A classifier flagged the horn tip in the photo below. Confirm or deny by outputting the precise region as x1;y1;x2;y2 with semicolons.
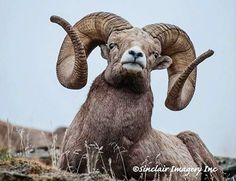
206;49;214;57
50;15;60;23
165;99;187;111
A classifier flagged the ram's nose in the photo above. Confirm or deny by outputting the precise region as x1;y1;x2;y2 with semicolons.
128;49;144;60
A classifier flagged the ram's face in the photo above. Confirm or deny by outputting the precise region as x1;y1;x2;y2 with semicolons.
101;28;172;92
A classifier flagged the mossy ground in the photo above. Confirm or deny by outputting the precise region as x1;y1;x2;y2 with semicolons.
0;149;113;181
0;149;235;181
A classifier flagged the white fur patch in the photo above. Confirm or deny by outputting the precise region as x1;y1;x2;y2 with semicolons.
121;46;146;72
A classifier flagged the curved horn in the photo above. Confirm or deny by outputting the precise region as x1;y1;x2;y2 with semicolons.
143;24;213;110
50;12;132;89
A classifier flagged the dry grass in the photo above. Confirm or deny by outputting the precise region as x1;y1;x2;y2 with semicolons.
3;120;233;180
0;121;115;180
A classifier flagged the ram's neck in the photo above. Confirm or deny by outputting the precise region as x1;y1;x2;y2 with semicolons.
81;72;153;144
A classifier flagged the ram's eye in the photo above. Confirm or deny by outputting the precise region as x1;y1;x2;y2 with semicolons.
108;43;116;49
153;52;160;59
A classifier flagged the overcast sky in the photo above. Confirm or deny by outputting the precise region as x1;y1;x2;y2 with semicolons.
0;0;235;157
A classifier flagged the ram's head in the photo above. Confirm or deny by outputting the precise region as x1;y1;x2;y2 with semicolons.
51;12;213;111
100;27;173;93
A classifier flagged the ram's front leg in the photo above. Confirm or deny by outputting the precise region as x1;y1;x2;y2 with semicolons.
126;130;193;180
177;131;224;181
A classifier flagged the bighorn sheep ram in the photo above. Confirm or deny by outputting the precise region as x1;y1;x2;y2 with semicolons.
51;12;223;180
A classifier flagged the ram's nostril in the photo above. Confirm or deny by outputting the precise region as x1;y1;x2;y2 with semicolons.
137;52;143;57
128;50;143;58
128;50;135;56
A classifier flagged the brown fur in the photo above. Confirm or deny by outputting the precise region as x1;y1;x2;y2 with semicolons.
58;28;223;180
59;75;223;180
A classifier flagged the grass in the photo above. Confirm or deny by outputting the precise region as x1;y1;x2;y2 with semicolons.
1;120;235;180
0;119;115;180
0;149;12;161
0;140;114;181
85;141;103;173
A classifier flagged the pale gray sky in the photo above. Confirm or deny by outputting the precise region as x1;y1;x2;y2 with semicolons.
0;0;235;157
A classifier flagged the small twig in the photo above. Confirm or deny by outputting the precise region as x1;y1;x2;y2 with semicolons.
110;143;128;179
108;158;115;179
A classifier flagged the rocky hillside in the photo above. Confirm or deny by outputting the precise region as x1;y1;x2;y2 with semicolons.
215;156;236;180
0;149;113;181
0;149;235;181
0;121;235;180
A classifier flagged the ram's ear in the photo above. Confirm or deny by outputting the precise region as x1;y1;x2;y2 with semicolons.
152;55;172;70
100;44;109;60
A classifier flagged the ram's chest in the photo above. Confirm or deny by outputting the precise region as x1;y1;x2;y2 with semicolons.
86;88;153;146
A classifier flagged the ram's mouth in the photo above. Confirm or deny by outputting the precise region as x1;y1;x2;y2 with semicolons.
121;61;144;69
121;61;145;72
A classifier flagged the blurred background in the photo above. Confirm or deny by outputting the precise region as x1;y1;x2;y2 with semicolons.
0;0;235;157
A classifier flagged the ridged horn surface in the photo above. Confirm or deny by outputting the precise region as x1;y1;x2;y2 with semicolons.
51;12;132;89
143;24;197;110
